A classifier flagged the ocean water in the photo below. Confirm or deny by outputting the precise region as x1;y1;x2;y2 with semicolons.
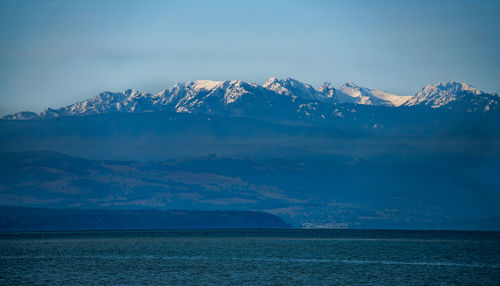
0;230;499;285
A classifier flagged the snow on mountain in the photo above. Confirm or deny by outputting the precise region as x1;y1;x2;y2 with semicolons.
190;80;224;91
2;78;498;121
336;82;411;107
35;89;155;118
404;82;499;112
262;77;320;101
177;80;256;107
221;80;252;104
317;82;340;104
158;80;273;114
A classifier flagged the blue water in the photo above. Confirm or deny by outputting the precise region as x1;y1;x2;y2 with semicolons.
1;230;499;285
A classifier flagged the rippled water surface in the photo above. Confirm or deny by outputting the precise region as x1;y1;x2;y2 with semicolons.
1;230;499;285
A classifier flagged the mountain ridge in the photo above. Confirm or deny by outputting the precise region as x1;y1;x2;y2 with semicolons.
3;78;499;120
1;150;499;230
0;206;291;231
404;81;499;112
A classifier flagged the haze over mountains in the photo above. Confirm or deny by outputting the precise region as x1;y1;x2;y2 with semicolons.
1;78;499;229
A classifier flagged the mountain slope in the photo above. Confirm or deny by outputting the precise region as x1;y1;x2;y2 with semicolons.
6;79;335;122
336;82;412;107
2;111;39;120
1;150;499;230
262;77;321;101
404;82;500;112
0;206;291;231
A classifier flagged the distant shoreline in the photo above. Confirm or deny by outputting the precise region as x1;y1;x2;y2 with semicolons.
1;206;499;233
0;206;291;232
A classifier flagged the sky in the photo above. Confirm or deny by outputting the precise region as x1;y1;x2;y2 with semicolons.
1;0;499;116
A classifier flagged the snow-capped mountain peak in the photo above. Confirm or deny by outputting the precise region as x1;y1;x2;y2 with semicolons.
189;80;224;91
404;81;498;112
337;82;411;107
341;81;359;89
263;77;319;100
318;82;336;99
222;80;256;104
124;89;140;97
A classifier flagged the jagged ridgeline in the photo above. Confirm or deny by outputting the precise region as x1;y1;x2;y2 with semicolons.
3;78;499;121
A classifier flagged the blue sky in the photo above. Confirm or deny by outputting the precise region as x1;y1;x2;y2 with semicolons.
1;0;499;115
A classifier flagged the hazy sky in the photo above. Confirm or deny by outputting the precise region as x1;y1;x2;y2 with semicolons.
1;0;499;115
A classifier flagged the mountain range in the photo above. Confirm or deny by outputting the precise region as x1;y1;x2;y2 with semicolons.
3;78;499;121
1;78;499;230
